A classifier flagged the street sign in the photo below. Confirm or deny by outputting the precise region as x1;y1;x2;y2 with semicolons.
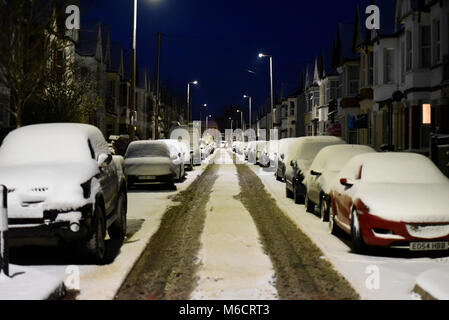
0;185;9;277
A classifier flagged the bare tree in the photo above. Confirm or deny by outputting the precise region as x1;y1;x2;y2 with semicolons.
0;0;72;127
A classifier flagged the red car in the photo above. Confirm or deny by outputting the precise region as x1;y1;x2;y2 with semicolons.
329;153;449;253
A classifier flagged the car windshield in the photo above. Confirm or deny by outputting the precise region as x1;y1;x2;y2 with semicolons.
125;143;170;159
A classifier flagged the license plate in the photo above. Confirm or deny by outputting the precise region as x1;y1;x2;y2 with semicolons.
410;242;449;251
139;176;156;180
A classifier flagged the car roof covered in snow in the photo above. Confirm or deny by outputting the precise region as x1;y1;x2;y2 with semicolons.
338;153;449;184
0;123;108;166
288;136;345;162
310;144;376;173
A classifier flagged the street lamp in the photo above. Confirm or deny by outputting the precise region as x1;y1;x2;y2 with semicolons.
206;115;212;131
229;117;234;131
259;53;274;136
187;81;198;124
243;95;252;131
237;109;244;130
129;0;139;141
200;104;207;132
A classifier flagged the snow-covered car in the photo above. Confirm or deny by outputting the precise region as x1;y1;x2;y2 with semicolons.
124;141;182;190
304;144;375;220
0;124;128;263
285;136;345;203
247;141;258;164
259;140;279;168
160;139;186;179
255;141;268;165
275;138;298;181
329;153;449;253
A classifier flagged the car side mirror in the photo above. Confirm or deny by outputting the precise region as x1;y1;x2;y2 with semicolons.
281;154;285;160
311;170;322;177
98;153;113;168
178;153;182;158
340;178;354;188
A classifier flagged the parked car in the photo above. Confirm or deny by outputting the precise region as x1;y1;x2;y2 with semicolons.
255;141;268;165
160;139;186;179
124;141;182;190
329;153;449;253
260;140;280;168
285;136;345;203
0;124;127;263
304;145;375;220
247;141;258;164
275;138;298;181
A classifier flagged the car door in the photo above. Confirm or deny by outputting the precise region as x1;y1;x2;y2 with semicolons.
91;138;117;215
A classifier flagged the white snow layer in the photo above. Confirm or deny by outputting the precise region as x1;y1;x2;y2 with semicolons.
0;265;64;300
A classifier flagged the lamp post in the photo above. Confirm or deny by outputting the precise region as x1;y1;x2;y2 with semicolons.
243;95;252;130
200;104;207;130
129;0;138;141
186;81;198;125
229;117;233;131
237;110;244;130
206;115;212;131
259;53;274;135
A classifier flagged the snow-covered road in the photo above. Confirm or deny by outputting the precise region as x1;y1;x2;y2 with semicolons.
249;162;449;300
192;150;278;300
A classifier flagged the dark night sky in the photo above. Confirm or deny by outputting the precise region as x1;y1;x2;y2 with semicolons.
83;0;367;122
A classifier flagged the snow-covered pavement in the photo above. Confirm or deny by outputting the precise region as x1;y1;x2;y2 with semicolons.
192;150;278;300
8;162;207;300
249;163;449;300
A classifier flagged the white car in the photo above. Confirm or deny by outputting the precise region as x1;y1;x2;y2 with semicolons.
0;124;127;263
275;138;299;181
124;141;183;190
304;144;375;220
329;153;449;253
285;136;346;203
160;139;186;179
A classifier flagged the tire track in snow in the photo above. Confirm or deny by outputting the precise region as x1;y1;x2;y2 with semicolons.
115;164;219;300
235;164;359;300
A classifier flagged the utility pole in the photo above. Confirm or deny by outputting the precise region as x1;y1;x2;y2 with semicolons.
155;31;163;140
130;0;138;141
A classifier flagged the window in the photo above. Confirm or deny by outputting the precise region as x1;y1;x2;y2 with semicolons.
406;31;413;71
401;41;406;83
368;52;374;86
348;66;359;96
374;52;378;85
360;54;366;88
338;73;344;98
290;102;295;116
420;25;431;68
433;19;441;65
384;48;395;83
423;104;431;125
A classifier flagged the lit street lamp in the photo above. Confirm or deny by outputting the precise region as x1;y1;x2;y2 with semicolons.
187;81;198;124
243;95;252;130
229;117;233;131
129;0;139;140
200;104;207;129
206;115;212;130
237;109;244;130
258;53;274;135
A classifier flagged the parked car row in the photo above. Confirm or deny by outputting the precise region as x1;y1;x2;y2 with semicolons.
235;136;449;254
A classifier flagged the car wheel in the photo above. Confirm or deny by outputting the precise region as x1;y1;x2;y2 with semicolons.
305;193;315;214
286;184;293;199
276;171;282;181
329;202;338;235
320;194;329;222
84;204;106;264
293;183;303;205
108;191;127;240
169;178;177;191
351;209;367;254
